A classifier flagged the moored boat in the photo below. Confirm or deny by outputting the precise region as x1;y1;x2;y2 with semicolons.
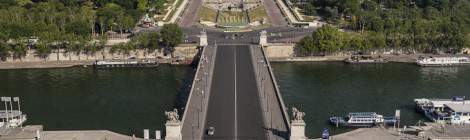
414;96;470;124
416;57;470;66
329;112;384;127
93;60;159;68
345;55;388;64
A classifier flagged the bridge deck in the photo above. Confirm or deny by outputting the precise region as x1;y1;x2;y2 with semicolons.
203;45;267;140
182;44;289;140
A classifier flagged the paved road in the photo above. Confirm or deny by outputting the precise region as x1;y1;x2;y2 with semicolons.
203;45;267;140
181;27;314;45
263;0;288;26
180;0;203;27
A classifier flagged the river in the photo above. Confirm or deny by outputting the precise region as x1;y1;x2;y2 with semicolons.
0;65;192;137
1;62;469;138
271;62;470;137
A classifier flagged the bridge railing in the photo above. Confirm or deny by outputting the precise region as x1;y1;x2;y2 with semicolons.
259;45;291;129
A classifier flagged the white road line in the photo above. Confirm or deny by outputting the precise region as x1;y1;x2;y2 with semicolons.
234;47;238;140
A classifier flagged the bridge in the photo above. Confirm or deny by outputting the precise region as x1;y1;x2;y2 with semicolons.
163;31;307;140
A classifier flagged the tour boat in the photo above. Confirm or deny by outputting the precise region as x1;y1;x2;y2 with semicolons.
329;112;384;127
93;60;159;68
414;96;470;124
416;57;470;66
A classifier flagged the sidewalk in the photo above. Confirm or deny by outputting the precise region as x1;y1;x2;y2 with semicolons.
251;45;290;139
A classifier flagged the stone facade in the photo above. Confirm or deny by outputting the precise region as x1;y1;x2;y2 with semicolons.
3;44;199;63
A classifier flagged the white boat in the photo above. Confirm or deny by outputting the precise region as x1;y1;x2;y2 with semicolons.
416;57;470;66
0;110;27;128
414;96;470;124
93;60;159;68
329;112;384;127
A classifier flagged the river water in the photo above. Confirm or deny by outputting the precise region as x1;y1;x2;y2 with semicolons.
271;62;470;137
1;62;469;138
0;65;192;137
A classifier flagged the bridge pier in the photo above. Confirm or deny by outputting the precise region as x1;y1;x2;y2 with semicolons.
199;31;208;47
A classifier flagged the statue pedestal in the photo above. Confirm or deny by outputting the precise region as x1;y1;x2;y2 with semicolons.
200;31;208;47
165;122;182;140
290;120;307;140
259;30;267;46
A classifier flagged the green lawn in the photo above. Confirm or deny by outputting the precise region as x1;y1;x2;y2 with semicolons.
247;6;267;22
155;0;183;21
217;11;248;26
197;6;218;22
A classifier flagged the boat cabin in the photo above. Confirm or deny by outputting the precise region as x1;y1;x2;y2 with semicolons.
346;112;384;124
444;104;470;124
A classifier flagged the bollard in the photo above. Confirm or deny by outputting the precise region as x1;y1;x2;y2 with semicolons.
144;129;149;140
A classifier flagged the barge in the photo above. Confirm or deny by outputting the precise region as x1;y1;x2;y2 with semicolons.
414;96;470;124
93;60;159;68
329;112;384;127
416;57;470;66
345;55;388;64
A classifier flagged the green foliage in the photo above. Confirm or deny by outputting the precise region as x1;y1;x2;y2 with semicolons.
160;24;183;54
295;25;343;55
0;41;11;61
35;42;52;61
131;32;161;52
12;40;27;61
296;0;470;53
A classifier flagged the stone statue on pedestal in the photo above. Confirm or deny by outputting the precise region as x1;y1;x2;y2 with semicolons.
292;107;305;122
165;109;180;123
290;107;308;140
165;109;182;140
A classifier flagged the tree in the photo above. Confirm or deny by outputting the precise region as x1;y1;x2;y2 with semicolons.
295;35;316;56
35;42;52;61
12;41;27;61
366;32;386;49
310;25;344;54
0;41;11;61
160;24;183;56
137;0;148;12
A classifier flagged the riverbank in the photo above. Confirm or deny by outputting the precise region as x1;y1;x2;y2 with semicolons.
269;54;470;63
0;44;199;69
0;60;93;69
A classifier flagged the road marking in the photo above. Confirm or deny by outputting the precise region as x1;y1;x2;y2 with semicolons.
234;46;238;140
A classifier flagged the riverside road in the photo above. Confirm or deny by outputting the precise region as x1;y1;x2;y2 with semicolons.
203;45;267;140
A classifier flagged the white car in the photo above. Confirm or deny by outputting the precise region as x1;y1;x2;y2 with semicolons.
207;127;215;136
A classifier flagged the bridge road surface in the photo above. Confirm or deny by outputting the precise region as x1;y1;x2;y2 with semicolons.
203;45;268;140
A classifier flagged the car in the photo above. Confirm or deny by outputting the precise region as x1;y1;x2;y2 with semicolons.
207;127;215;136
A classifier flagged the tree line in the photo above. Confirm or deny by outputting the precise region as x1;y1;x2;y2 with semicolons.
0;23;182;61
294;0;470;55
0;0;179;61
